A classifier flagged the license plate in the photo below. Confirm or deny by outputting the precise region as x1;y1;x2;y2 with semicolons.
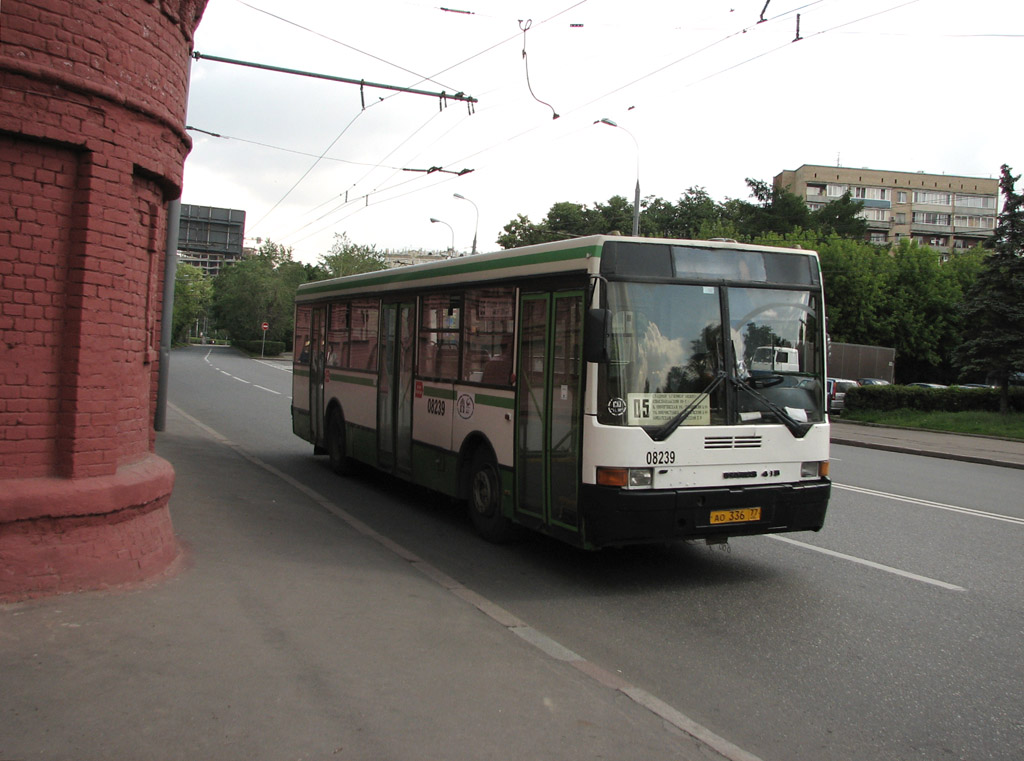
710;507;762;524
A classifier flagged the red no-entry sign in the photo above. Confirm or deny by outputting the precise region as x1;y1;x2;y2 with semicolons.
261;322;269;331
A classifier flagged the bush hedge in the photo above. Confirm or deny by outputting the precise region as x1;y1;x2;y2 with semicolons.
233;339;286;357
846;385;1024;413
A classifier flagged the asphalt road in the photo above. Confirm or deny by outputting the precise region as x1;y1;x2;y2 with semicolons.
168;345;1024;761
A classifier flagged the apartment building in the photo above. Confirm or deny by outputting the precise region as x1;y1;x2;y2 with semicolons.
774;165;999;252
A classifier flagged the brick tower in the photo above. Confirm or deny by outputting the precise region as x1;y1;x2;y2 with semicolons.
0;0;208;600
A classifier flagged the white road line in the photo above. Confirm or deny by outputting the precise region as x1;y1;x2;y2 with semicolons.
767;535;965;591
253;385;281;395
233;377;251;384
835;483;1024;526
253;359;293;373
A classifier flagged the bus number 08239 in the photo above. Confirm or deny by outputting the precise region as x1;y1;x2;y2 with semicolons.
646;451;675;465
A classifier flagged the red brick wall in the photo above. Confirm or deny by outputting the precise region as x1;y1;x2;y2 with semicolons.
0;0;208;600
0;135;75;479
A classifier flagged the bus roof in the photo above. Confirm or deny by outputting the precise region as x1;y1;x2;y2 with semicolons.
294;235;819;302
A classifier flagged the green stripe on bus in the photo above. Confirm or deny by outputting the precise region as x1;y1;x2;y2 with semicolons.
475;393;514;409
298;243;600;296
334;374;376;387
295;368;310;377
421;385;456;400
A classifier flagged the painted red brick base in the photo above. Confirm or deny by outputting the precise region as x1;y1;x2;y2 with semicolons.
0;455;178;602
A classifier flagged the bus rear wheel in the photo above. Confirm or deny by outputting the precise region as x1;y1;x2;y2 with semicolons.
326;410;354;476
468;450;515;543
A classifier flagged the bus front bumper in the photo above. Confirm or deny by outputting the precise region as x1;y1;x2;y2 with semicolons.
579;480;830;548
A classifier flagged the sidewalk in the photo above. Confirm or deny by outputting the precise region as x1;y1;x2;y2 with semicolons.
0;411;725;761
831;418;1024;470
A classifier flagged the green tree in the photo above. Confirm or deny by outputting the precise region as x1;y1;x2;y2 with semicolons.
886;239;964;382
210;238;317;347
212;256;277;343
722;178;811;240
171;263;212;343
810;192;868;239
497;213;553;248
592;196;635;235
817;238;894;345
643;187;723;239
317;232;387;277
955;164;1024;411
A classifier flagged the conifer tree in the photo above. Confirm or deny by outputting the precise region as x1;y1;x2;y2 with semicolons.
955;164;1024;412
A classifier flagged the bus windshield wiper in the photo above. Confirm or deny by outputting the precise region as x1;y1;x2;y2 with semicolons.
728;374;812;439
645;371;726;442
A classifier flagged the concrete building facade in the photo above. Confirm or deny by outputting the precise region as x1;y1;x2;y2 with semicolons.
177;204;247;277
1;0;207;600
774;164;1000;253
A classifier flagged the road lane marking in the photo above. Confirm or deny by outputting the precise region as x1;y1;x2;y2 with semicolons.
165;402;765;761
253;359;293;373
200;350;284;395
767;535;965;591
835;483;1024;526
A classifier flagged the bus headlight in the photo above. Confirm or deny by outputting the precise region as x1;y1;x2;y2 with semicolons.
628;468;653;488
801;461;829;478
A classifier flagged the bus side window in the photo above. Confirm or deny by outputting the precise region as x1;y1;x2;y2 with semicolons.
294;304;312;363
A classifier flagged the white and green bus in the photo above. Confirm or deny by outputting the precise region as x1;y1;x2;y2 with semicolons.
292;235;830;549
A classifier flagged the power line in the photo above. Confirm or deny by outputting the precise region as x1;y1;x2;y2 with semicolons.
234;0;460;93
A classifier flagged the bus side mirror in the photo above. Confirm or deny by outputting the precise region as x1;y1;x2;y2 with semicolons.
584;308;610;364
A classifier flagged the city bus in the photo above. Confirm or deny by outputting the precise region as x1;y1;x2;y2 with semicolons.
292;235;830;549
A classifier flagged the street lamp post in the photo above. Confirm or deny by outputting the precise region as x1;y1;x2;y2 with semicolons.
430;217;455;256
453;193;479;255
597;118;640;236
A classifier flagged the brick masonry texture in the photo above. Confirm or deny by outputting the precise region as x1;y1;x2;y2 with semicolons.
0;0;209;600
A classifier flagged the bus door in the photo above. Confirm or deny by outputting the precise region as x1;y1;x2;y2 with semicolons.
309;305;329;444
377;301;415;473
516;291;583;533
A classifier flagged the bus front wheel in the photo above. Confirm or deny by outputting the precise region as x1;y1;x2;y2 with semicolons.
468;450;515;543
326;410;354;476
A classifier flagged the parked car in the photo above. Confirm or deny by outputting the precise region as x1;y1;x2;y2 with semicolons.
907;382;948;389
857;378;889;386
958;383;995;389
826;378;859;414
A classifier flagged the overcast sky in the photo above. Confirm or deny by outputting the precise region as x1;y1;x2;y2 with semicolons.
182;0;1023;264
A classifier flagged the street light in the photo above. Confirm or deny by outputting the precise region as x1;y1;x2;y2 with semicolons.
453;193;479;255
596;117;640;236
430;217;455;256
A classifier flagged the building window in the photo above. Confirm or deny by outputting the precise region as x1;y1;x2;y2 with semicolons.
853;187;890;201
913;211;951;226
859;208;889;222
893;212;907;224
953;215;996;230
827;184;848;197
955;194;996;209
913;191;952;206
897;191;908;204
870;232;888;244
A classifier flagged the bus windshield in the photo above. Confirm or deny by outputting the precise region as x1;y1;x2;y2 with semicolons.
596;281;825;428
